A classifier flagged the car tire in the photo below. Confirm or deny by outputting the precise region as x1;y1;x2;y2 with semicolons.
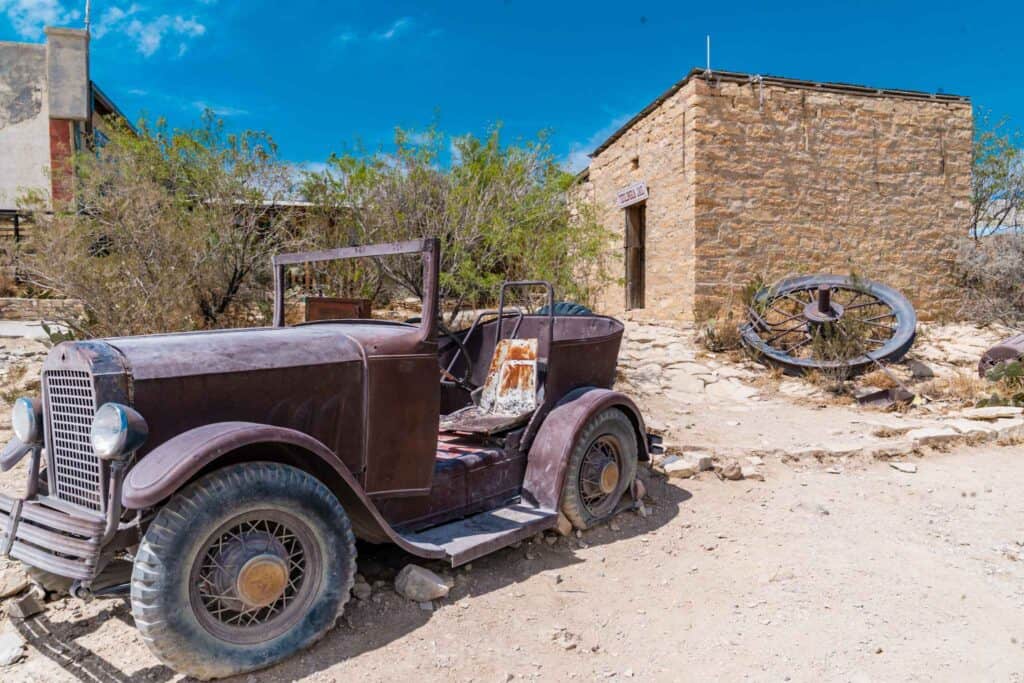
130;462;356;680
560;409;638;530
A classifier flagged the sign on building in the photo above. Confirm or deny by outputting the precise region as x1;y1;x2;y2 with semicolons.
615;181;648;208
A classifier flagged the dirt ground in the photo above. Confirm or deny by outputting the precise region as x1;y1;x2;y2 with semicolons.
0;331;1023;681
1;445;1022;682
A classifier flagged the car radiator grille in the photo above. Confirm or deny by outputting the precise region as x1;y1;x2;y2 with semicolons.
45;370;103;512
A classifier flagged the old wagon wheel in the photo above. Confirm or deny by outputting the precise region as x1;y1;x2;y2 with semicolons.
739;274;916;375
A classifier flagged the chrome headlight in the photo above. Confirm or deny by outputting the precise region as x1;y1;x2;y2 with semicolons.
11;397;42;445
90;403;148;461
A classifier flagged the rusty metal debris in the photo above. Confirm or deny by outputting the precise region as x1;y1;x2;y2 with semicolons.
978;332;1024;378
740;274;917;376
304;296;371;321
856;386;915;409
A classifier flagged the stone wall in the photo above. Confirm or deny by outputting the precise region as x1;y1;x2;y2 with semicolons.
584;80;698;322
579;72;973;322
0;42;50;212
691;78;972;320
0;298;83;321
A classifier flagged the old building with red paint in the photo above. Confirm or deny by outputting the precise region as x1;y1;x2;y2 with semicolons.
1;27;128;236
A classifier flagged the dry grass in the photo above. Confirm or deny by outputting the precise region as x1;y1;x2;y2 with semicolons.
749;364;785;392
803;369;857;404
694;296;743;353
918;371;989;405
0;364;33;405
860;368;898;389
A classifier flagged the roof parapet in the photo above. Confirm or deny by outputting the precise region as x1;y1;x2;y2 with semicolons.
590;68;970;158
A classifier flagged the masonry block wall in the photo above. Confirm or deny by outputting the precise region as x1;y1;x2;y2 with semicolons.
580;71;973;322
586;81;699;321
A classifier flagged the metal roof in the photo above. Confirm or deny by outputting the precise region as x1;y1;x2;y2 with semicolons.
589;68;970;159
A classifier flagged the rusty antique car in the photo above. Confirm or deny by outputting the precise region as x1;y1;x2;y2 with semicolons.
0;238;656;678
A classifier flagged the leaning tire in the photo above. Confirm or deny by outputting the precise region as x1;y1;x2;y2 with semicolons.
130;462;357;680
560;409;638;530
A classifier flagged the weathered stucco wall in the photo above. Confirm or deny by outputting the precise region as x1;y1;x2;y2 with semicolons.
582;73;972;322
0;42;50;212
584;80;698;322
690;78;972;320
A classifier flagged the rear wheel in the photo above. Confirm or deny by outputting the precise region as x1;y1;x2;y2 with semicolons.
130;462;356;680
560;409;638;530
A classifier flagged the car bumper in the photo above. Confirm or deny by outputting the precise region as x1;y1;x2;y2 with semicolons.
0;493;105;581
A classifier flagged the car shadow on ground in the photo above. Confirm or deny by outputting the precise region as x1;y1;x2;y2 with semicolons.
13;600;174;682
13;470;690;682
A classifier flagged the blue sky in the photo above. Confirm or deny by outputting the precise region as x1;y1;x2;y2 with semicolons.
2;1;1022;173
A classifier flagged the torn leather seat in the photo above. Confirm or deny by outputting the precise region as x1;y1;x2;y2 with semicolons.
440;338;538;436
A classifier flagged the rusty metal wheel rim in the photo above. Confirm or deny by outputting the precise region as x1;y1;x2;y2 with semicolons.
189;510;322;645
578;435;623;518
740;275;916;374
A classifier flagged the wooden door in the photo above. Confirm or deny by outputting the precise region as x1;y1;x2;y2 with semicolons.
625;203;646;310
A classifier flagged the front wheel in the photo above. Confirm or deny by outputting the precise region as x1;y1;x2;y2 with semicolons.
130;462;357;680
560;409;638;530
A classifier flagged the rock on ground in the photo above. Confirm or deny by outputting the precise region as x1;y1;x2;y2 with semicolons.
0;568;28;599
962;406;1023;421
0;628;25;666
719;461;743;481
555;513;573;537
394;565;450;603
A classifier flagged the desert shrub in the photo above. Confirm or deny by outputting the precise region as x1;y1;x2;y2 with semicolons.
19;113;296;338
300;126;610;324
976;360;1024;406
694;298;741;352
955;234;1024;324
956;114;1024;323
695;277;766;353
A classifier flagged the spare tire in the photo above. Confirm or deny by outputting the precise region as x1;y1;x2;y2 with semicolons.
538;301;592;316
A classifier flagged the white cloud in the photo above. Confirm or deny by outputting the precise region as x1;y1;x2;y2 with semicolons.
371;16;412;40
90;4;206;57
192;100;248;117
564;113;633;173
334;16;429;46
295;161;328;175
92;3;139;38
449;138;465;165
0;0;81;39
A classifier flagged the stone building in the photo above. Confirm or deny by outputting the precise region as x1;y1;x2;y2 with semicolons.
0;27;127;236
576;68;973;321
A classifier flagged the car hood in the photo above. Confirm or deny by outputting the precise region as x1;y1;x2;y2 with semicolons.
100;325;366;381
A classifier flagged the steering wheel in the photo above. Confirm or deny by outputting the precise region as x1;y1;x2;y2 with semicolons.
405;317;476;391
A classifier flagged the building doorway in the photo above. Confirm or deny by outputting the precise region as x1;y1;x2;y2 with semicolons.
624;202;645;310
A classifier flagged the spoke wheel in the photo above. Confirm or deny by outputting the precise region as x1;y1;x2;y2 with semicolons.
561;409;639;531
131;463;356;680
578;436;624;519
740;274;916;375
190;510;322;645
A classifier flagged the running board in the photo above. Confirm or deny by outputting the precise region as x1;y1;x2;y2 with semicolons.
403;502;557;567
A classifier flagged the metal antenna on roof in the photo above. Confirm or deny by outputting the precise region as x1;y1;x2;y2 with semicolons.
84;0;91;33
705;34;711;79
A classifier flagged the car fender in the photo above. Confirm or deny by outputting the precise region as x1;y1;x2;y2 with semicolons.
122;421;445;559
523;388;648;511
